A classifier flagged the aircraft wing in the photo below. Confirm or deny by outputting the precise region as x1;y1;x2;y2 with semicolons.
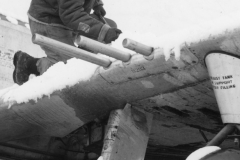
0;13;240;159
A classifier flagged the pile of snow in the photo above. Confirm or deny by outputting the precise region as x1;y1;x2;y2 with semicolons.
186;146;221;160
0;58;98;106
112;11;240;60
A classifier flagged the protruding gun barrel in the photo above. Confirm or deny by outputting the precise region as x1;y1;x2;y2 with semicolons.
75;36;132;62
122;38;154;56
32;34;112;68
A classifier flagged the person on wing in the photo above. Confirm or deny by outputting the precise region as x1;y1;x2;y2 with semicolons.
13;0;122;85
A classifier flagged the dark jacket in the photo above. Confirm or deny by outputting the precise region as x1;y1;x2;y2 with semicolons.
28;0;110;42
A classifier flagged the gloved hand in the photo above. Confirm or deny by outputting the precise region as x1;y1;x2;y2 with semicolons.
93;5;106;17
104;28;122;44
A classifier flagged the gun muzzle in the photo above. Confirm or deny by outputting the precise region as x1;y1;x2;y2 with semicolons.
76;36;131;62
32;34;111;68
123;38;154;56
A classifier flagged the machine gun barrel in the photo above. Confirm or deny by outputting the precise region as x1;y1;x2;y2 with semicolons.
122;38;153;56
32;34;111;68
75;36;131;62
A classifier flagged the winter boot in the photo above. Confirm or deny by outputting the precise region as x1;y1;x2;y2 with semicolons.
13;51;40;85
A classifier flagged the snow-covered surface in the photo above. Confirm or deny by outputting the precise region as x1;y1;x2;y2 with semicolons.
25;23;30;29
186;146;221;160
0;58;98;107
113;11;240;60
1;10;240;106
5;16;18;24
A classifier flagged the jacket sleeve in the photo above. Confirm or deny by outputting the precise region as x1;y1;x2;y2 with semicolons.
58;0;109;42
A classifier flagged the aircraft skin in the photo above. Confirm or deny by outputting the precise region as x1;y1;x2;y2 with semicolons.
0;13;240;159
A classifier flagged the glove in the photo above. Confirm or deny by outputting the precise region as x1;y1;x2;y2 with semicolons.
93;5;106;17
104;28;122;44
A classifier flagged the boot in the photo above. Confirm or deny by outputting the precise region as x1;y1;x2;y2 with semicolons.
13;51;40;85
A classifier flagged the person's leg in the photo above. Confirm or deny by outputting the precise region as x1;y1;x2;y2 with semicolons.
29;19;76;74
29;19;75;64
13;19;75;85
